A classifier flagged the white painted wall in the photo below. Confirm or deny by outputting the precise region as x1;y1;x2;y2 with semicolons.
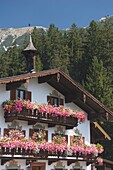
0;78;92;170
65;102;90;143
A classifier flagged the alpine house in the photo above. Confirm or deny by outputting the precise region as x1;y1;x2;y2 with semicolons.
0;33;112;170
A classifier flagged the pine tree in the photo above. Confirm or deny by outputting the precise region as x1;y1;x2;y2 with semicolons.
67;23;83;82
45;24;70;73
99;20;113;77
82;21;101;81
85;56;113;109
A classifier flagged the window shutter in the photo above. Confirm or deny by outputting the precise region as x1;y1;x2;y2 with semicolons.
10;89;16;100
4;128;9;136
60;98;64;106
70;136;74;145
22;130;26;137
29;129;34;137
26;91;31;101
45;130;48;141
47;96;52;104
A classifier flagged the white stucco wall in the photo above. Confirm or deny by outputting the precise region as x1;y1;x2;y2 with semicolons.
0;78;92;170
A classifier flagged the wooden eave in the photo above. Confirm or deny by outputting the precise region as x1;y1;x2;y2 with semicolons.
0;68;113;121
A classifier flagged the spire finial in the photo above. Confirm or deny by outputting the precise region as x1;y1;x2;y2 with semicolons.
22;24;37;73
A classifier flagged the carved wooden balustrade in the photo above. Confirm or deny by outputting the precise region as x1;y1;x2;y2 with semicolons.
4;109;78;128
0;147;96;161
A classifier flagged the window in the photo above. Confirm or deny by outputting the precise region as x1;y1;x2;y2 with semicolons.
47;96;64;106
16;89;25;99
52;133;68;143
29;129;48;142
10;89;31;101
4;128;26;137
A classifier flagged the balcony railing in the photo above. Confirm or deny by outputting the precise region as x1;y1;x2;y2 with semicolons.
4;109;78;128
0;146;96;161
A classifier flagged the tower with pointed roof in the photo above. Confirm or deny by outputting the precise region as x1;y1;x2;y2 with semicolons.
23;33;37;73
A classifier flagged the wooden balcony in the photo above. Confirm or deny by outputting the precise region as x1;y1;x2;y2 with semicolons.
0;146;96;161
4;109;78;128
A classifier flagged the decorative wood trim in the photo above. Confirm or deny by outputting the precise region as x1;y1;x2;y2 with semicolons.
30;162;45;170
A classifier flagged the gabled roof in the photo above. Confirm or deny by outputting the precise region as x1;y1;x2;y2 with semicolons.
0;68;113;121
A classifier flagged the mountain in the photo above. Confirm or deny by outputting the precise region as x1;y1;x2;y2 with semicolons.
99;15;113;22
0;15;113;55
0;26;47;54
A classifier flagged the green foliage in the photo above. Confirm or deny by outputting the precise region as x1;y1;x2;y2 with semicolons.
0;20;113;161
67;23;84;81
85;56;113;109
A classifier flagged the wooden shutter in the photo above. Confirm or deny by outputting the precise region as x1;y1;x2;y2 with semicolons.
70;136;74;145
4;128;9;136
22;130;26;137
26;91;31;101
47;96;52;104
45;130;48;141
60;98;64;106
29;129;35;137
10;89;16;100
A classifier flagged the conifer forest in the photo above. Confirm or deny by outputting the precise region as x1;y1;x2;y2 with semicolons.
1;19;113;161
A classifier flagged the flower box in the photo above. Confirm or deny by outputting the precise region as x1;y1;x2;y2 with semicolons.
3;100;85;127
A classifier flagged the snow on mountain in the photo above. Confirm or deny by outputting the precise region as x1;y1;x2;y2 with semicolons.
99;15;113;22
0;26;47;54
0;26;47;41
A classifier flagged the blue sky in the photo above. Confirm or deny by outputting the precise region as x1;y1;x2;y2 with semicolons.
0;0;113;29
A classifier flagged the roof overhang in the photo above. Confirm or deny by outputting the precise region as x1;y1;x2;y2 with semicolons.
0;68;113;121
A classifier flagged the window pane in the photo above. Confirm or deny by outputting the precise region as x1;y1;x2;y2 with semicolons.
16;90;19;99
51;97;58;106
20;90;24;99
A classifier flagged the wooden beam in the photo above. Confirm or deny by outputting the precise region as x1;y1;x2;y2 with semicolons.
6;80;26;90
38;75;55;84
65;92;81;103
